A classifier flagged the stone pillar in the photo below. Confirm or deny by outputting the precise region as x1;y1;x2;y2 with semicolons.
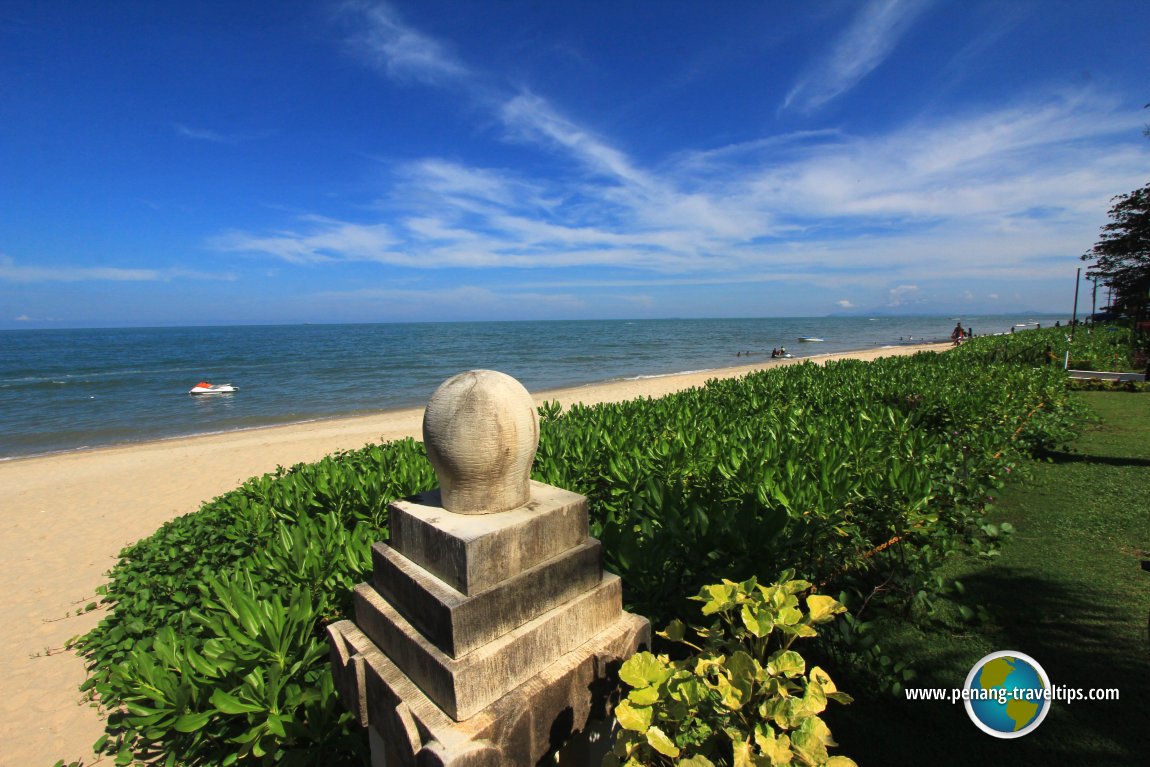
329;370;649;767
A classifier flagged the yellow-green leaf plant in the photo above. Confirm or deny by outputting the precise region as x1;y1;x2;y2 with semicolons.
605;572;856;767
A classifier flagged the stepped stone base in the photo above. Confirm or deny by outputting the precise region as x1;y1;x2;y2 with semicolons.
329;614;649;767
354;573;626;720
372;538;604;658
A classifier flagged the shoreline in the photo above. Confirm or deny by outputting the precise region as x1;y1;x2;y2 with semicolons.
0;341;947;765
0;342;940;464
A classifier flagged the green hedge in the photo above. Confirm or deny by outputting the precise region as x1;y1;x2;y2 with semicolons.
950;323;1146;371
75;341;1087;766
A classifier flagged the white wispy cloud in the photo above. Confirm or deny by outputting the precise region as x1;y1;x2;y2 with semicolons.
210;4;1146;312
783;0;933;113
218;89;1145;285
12;313;62;322
937;5;1029;88
174;123;239;143
343;0;471;86
212;218;401;266
0;255;236;283
501;93;659;192
318;284;580;304
309;284;586;318
886;284;921;307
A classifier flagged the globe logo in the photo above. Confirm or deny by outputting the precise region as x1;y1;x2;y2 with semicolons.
964;651;1051;738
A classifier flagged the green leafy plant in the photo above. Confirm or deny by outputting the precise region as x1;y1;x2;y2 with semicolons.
606;573;856;767
952;323;1147;373
74;440;436;766
540;351;1086;632
75;346;1092;765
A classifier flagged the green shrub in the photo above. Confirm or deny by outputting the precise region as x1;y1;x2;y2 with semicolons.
1068;378;1149;392
951;323;1146;372
76;439;435;766
605;573;856;767
538;354;1084;627
74;353;1088;765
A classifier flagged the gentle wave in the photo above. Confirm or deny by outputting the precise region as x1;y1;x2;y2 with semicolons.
621;367;721;381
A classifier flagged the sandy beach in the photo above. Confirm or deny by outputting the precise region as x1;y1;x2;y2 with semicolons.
0;342;946;766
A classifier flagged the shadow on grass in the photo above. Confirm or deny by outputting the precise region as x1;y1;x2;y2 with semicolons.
1037;449;1150;468
829;569;1149;766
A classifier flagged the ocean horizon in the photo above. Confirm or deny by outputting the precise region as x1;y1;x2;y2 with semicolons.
0;314;1066;460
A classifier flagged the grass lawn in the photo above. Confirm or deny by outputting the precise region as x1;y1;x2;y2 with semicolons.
828;391;1150;766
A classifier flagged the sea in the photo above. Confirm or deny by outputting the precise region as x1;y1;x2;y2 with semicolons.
0;314;1065;460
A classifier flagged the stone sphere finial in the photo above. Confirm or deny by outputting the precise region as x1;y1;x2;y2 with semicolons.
422;370;539;514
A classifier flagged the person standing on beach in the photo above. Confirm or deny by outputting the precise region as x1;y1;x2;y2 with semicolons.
951;322;965;344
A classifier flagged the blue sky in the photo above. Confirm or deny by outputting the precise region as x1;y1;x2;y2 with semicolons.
2;0;1148;328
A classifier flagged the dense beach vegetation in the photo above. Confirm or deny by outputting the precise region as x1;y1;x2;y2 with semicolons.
949;322;1146;372
72;327;1141;766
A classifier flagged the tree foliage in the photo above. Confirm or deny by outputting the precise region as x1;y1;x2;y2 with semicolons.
1082;182;1150;318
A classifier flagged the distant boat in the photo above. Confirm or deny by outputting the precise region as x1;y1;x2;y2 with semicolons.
189;381;239;395
797;336;825;342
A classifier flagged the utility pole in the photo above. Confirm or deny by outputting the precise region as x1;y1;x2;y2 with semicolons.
1071;267;1081;341
1091;277;1098;322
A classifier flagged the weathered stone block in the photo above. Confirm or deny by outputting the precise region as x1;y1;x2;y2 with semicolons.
353;574;624;720
372;538;603;658
330;612;650;767
328;620;372;726
388;482;588;595
422;369;539;515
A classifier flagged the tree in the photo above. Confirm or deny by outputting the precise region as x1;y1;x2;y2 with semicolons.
1082;182;1150;320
